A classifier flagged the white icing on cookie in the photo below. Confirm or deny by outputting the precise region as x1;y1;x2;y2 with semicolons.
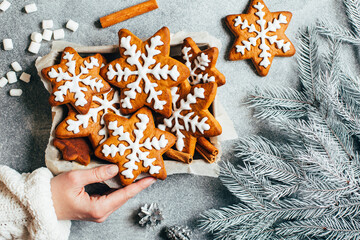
182;47;216;85
48;52;104;106
65;89;122;144
106;34;180;111
233;2;291;68
158;87;210;151
102;113;168;179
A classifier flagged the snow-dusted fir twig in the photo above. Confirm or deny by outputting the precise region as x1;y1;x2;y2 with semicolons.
317;0;360;45
200;0;360;239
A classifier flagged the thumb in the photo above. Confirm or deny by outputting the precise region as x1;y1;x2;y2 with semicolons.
74;164;119;186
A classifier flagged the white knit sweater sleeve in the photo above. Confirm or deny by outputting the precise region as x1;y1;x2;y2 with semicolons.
0;165;71;240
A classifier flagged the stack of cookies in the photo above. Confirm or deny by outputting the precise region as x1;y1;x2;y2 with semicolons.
41;27;225;186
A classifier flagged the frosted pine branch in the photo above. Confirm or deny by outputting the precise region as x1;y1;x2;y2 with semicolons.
335;73;360;134
297;27;321;102
235;136;303;184
299;173;357;201
275;217;360;239
200;197;333;233
340;74;360;115
317;20;360;45
220;161;266;208
330;199;360;218
344;0;360;37
200;1;360;239
212;220;276;240
247;87;311;119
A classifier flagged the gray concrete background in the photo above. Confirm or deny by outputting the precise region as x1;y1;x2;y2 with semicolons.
0;0;354;239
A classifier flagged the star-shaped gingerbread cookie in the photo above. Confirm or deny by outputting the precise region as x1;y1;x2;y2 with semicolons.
181;37;226;86
42;47;111;114
100;27;190;118
94;107;176;186
53;138;92;166
55;88;125;148
225;0;296;76
157;81;222;158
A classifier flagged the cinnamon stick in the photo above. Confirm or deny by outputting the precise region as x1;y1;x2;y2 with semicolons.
100;0;159;28
165;148;193;164
196;137;219;163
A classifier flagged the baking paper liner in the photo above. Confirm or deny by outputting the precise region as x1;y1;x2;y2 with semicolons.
35;31;238;188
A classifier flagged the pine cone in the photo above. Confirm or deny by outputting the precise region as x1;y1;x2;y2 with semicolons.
165;225;192;240
138;203;164;227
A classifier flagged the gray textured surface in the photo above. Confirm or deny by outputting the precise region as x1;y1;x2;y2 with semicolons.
0;0;351;239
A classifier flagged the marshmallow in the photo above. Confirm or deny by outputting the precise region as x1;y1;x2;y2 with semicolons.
0;0;11;11
24;3;37;13
42;29;52;41
31;32;42;43
66;19;79;32
6;71;17;84
28;41;41;54
42;19;53;29
53;29;65;40
0;77;7;88
10;89;23;97
20;72;31;83
11;61;22;72
3;38;13;50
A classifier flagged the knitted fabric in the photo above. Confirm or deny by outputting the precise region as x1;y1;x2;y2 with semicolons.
0;165;71;240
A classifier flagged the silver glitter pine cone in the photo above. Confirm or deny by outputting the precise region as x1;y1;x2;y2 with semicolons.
138;203;164;227
165;225;192;240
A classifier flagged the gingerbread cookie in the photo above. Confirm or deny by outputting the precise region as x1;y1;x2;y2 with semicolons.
225;0;296;76
94;107;176;186
55;88;124;148
42;47;111;114
100;27;190;118
181;37;226;86
53;138;92;166
157;81;222;158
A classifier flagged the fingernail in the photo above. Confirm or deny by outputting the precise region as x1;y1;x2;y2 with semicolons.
107;165;119;175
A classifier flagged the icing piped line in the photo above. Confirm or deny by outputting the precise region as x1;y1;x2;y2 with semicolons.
48;52;104;106
182;47;216;85
158;86;210;151
102;114;168;179
66;90;121;144
106;34;180;110
233;2;291;68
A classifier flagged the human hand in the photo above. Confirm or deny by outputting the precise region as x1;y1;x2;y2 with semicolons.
50;164;156;222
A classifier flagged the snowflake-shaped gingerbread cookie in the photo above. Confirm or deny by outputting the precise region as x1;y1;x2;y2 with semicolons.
181;37;226;86
157;81;222;159
226;0;296;76
42;47;111;114
95;107;176;186
55;88;125;148
100;27;190;118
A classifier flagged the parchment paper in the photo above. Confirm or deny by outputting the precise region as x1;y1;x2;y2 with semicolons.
35;31;238;188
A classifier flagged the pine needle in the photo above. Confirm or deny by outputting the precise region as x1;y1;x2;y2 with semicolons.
199;0;360;239
297;27;321;103
344;0;360;36
317;19;360;45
